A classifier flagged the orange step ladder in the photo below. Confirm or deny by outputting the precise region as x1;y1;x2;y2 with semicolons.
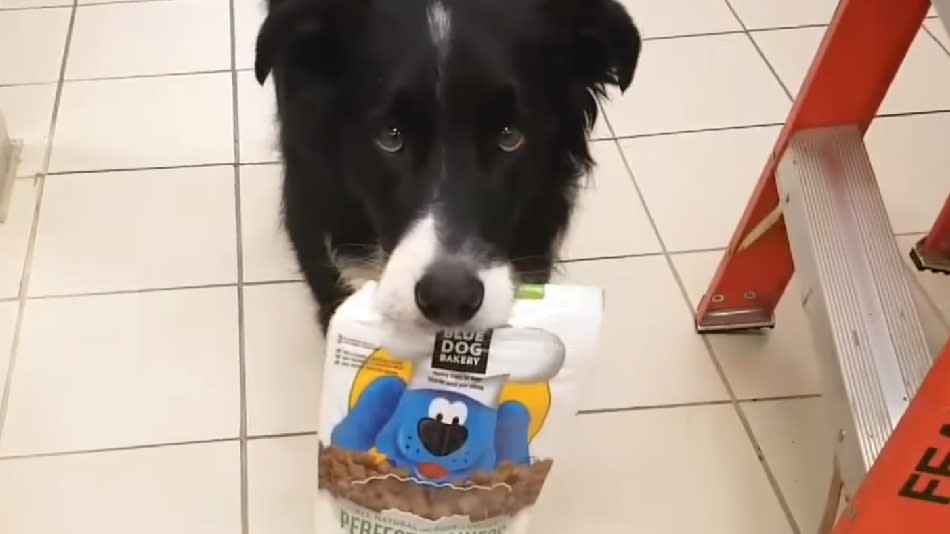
693;0;950;532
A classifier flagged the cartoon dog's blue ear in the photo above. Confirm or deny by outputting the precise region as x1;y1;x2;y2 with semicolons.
494;401;533;466
329;376;405;451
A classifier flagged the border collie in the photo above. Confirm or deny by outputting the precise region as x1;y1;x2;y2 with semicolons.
254;0;641;332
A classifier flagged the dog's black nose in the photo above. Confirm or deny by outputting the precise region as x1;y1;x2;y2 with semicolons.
414;261;484;325
418;418;468;456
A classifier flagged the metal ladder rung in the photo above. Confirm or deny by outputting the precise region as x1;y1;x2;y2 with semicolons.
776;125;934;501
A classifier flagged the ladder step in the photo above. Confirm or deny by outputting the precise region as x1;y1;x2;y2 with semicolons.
776;126;934;501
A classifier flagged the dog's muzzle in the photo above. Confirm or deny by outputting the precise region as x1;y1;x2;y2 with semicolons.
418;417;468;456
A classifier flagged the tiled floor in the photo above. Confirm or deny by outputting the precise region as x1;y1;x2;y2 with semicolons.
0;1;949;533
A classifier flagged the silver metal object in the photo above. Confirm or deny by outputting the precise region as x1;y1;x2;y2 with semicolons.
934;0;950;40
695;307;774;332
777;126;933;500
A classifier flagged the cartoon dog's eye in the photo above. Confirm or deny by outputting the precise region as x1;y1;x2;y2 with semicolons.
427;398;468;425
444;401;468;425
428;398;452;421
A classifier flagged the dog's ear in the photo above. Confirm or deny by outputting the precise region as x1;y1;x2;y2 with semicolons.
254;0;363;85
570;0;641;92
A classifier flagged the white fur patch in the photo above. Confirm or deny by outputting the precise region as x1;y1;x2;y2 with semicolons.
427;1;452;55
374;214;440;323
328;245;386;292
374;212;515;328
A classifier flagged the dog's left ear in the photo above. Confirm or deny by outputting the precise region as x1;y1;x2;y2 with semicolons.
571;0;641;92
254;0;366;85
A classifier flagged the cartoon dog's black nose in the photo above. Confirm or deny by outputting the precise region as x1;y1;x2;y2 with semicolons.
418;418;468;456
414;261;484;325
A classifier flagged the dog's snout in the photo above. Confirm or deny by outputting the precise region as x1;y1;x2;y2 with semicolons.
418;418;468;456
414;261;484;325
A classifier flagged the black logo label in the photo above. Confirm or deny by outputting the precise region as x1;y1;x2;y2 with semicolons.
431;330;492;374
897;422;950;506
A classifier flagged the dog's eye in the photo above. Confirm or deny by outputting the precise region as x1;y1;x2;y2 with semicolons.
497;126;525;152
376;127;404;153
427;398;468;425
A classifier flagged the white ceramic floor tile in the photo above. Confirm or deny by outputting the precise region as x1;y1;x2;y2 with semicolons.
749;27;824;97
234;0;267;71
31;166;237;296
617;0;740;38
673;250;824;399
621;125;781;251
867;113;950;235
50;73;234;172
590;101;613;140
0;442;241;534
553;256;729;409
926;18;950;49
247;435;317;534
237;70;280;163
0;8;70;84
240;164;301;283
753;27;950;114
743;398;835;534
243;283;323;436
728;0;839;29
606;34;790;137
0;84;55;177
560;141;660;260
67;0;230;79
1;0;71;6
0;288;240;456
0;179;37;299
867;28;950;117
0;301;17;411
529;406;792;534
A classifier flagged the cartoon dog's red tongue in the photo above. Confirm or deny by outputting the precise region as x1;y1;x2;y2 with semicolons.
417;463;449;480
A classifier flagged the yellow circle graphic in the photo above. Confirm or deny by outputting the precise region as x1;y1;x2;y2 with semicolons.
348;348;552;441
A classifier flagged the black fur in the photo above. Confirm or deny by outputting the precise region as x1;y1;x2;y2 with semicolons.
255;0;641;331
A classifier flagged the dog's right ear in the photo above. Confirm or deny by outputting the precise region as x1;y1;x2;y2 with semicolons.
254;0;361;85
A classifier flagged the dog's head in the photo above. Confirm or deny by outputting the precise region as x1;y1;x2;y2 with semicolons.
255;0;640;328
384;389;497;481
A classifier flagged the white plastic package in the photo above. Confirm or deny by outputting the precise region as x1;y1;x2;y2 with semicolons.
317;282;604;534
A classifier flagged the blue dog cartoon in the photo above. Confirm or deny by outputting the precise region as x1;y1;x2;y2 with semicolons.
330;328;566;483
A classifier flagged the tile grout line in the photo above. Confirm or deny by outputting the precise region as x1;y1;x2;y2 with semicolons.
610;135;805;534
923;22;950;57
577;393;822;416
4;233;936;304
11;114;950;177
722;0;795;101
670;2;808;532
0;394;826;461
227;0;250;529
602;3;804;529
0;68;234;88
0;0;177;10
0;0;78;444
0;431;321;461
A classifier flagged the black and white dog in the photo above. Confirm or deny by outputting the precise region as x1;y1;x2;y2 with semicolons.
254;0;641;333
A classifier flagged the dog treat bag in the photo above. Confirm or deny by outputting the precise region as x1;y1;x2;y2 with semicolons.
317;282;604;534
